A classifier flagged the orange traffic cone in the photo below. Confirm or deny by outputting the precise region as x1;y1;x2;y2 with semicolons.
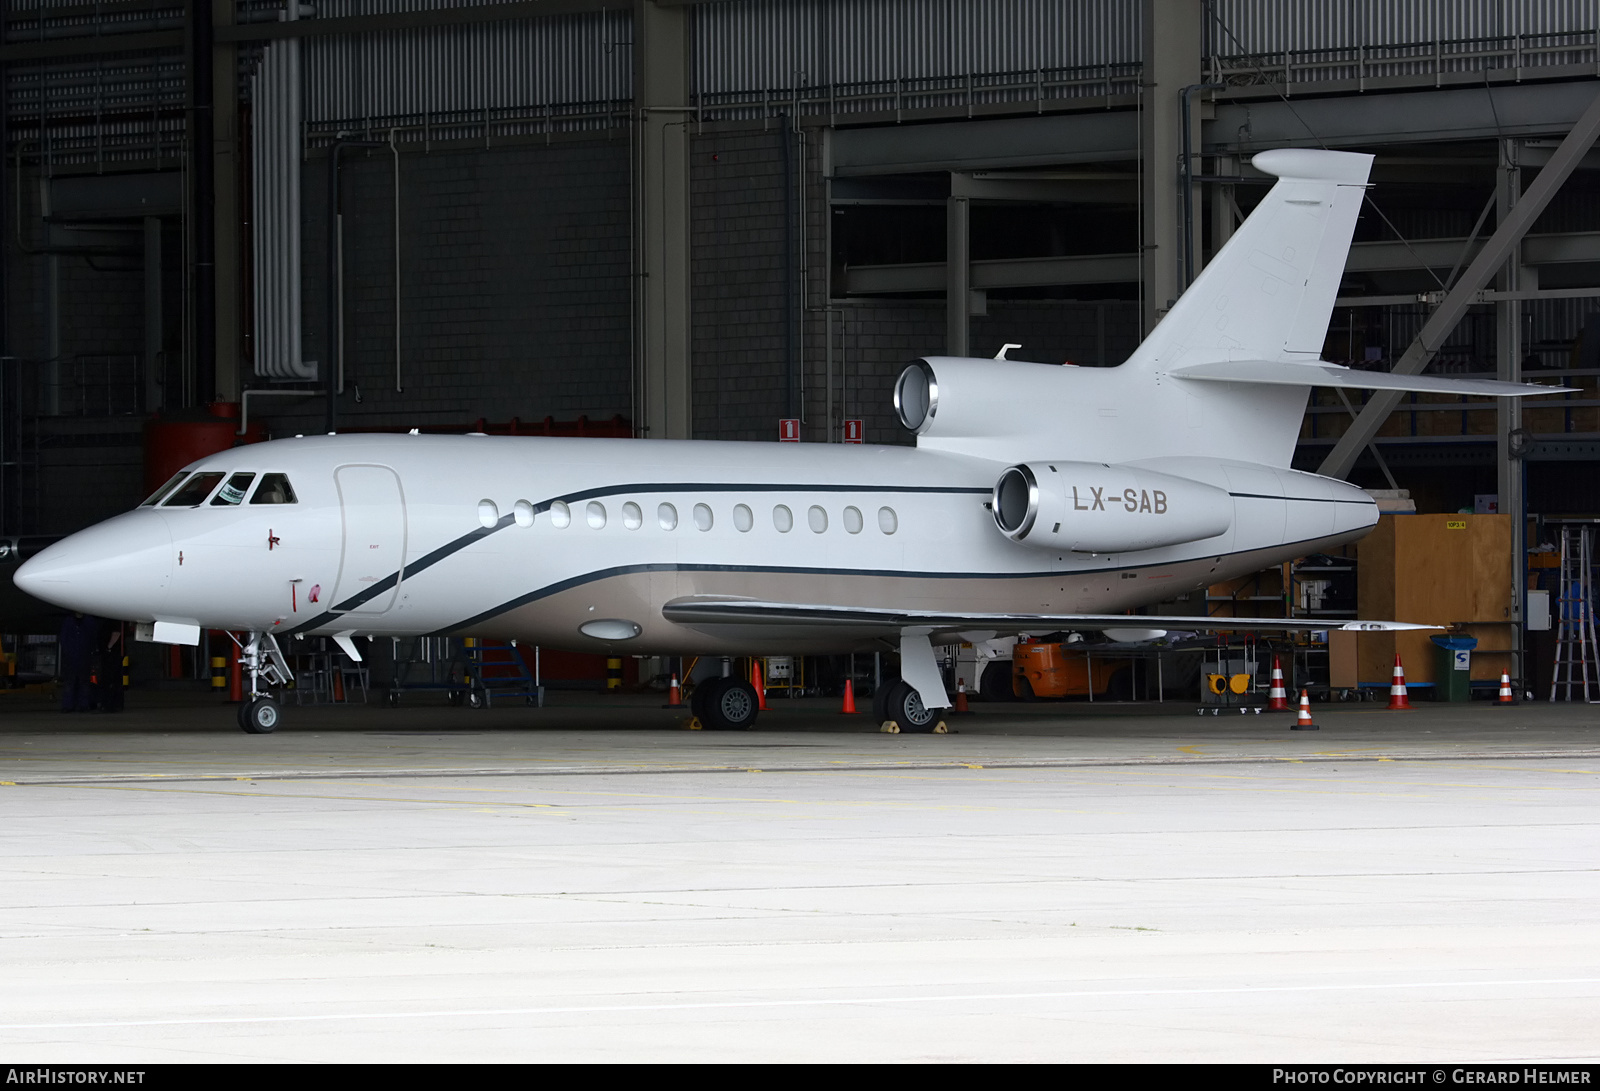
1497;672;1515;705
753;660;771;711
1266;655;1290;711
1387;654;1412;710
839;678;859;714
951;678;972;715
661;673;682;709
1292;688;1318;730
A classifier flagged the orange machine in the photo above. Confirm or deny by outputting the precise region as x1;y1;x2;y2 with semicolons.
1011;641;1132;699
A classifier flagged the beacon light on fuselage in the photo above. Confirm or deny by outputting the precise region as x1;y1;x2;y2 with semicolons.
14;149;1572;733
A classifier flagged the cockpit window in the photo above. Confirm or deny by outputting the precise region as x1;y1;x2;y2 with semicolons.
249;473;297;505
210;472;257;506
141;472;190;507
162;472;225;507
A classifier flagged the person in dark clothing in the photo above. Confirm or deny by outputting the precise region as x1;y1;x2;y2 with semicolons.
97;621;125;713
58;612;95;712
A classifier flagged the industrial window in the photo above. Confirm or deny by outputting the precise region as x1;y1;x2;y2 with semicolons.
210;473;256;506
694;503;714;531
587;501;607;529
162;472;225;507
773;504;793;533
549;501;572;528
141;472;189;506
843;506;864;534
622;501;643;530
878;506;898;534
658;503;678;531
249;473;298;505
808;505;828;533
733;504;754;532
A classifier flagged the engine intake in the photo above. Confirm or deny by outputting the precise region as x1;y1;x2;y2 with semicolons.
993;461;1232;553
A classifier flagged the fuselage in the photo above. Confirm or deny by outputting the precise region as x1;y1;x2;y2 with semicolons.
15;432;1377;655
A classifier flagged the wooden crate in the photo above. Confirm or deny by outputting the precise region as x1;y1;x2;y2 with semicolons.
1354;514;1513;685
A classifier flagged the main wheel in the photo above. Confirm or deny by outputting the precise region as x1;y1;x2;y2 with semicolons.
700;678;759;731
689;677;716;722
871;678;897;725
979;661;1015;703
884;680;941;733
239;696;281;734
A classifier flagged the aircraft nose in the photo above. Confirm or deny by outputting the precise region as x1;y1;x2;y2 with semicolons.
13;513;173;618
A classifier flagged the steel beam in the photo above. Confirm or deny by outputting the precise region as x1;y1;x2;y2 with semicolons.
946;192;969;356
1318;84;1600;481
1138;0;1201;333
634;0;691;440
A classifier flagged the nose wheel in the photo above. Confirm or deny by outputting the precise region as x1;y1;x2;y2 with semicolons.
239;696;282;734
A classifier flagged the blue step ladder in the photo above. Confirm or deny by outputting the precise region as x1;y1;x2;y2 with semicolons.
462;638;544;708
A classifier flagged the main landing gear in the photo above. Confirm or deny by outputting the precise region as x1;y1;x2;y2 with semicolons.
689;674;760;730
233;631;292;734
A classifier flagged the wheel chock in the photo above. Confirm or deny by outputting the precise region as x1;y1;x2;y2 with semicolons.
880;720;900;733
685;716;704;731
932;721;950;734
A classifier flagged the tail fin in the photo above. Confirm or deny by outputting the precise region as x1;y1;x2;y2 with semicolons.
1125;149;1373;371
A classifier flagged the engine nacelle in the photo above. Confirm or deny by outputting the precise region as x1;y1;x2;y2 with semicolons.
992;461;1232;553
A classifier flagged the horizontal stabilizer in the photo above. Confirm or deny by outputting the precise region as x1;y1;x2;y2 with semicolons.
1171;359;1576;396
663;598;1439;635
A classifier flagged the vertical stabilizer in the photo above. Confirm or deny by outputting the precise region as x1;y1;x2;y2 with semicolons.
1125;149;1373;371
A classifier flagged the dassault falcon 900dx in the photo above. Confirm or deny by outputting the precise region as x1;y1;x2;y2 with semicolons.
13;149;1567;732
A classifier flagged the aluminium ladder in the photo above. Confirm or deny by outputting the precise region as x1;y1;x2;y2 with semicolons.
1549;526;1600;702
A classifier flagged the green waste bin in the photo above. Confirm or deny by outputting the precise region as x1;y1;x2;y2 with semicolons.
1431;635;1478;702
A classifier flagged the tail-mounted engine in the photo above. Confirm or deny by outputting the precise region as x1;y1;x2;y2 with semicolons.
992;461;1232;553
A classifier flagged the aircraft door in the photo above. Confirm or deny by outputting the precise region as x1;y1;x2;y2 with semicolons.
331;464;407;615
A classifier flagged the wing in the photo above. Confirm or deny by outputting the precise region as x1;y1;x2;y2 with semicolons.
662;597;1439;638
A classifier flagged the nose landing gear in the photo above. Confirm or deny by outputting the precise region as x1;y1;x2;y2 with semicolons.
232;631;292;734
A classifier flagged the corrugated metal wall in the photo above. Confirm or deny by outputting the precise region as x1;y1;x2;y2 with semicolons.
1213;0;1599;52
301;5;630;138
691;0;1139;92
11;0;1600;165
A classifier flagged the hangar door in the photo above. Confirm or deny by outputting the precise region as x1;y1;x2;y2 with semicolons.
331;464;407;615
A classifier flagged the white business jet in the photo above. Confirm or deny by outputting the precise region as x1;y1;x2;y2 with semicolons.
13;149;1567;733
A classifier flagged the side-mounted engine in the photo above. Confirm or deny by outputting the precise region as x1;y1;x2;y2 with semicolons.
991;461;1232;553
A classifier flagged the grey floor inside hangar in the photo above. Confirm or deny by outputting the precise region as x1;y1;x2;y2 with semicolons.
1;692;1597;1063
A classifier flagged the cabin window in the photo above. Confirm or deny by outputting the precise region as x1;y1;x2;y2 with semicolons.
162;472;225;507
478;499;500;528
549;501;572;528
658;502;678;531
210;472;256;506
622;501;643;530
733;504;753;532
693;503;714;531
843;506;864;534
249;473;298;505
141;472;189;506
808;505;828;533
587;501;607;529
878;506;898;534
773;505;793;533
514;500;535;527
